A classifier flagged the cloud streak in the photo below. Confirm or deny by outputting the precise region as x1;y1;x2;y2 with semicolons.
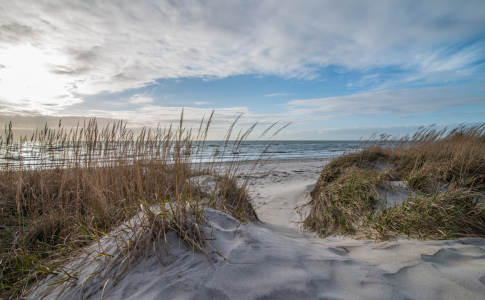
286;84;485;116
129;93;154;104
265;93;292;97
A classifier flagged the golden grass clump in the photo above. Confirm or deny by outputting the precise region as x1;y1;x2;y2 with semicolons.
305;123;485;240
0;113;277;299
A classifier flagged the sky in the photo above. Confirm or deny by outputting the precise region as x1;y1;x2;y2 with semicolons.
0;0;484;140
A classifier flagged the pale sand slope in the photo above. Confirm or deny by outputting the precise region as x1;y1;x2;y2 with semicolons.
31;158;485;299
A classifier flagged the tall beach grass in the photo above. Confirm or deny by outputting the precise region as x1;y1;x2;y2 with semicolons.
0;113;283;299
305;123;485;240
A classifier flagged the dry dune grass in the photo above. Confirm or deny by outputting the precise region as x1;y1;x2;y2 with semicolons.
0;113;281;299
305;123;485;240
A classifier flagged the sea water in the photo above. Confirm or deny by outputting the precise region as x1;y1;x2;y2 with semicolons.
201;140;362;161
0;140;362;169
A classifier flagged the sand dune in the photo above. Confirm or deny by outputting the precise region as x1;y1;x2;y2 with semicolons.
31;158;485;299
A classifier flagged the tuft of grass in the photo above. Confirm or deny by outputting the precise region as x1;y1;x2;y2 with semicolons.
365;188;484;240
305;123;485;240
0;113;284;299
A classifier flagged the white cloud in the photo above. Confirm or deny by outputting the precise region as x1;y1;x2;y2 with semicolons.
194;102;211;105
286;84;485;116
0;0;484;114
129;93;154;104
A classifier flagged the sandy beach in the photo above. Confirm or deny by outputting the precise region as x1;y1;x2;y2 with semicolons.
31;158;485;299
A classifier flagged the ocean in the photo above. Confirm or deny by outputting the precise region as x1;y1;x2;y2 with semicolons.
0;140;363;169
201;140;362;161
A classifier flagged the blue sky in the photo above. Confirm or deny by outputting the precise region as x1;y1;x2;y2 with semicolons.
0;0;484;139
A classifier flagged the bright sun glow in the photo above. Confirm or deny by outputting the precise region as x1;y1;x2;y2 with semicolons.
0;46;81;114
